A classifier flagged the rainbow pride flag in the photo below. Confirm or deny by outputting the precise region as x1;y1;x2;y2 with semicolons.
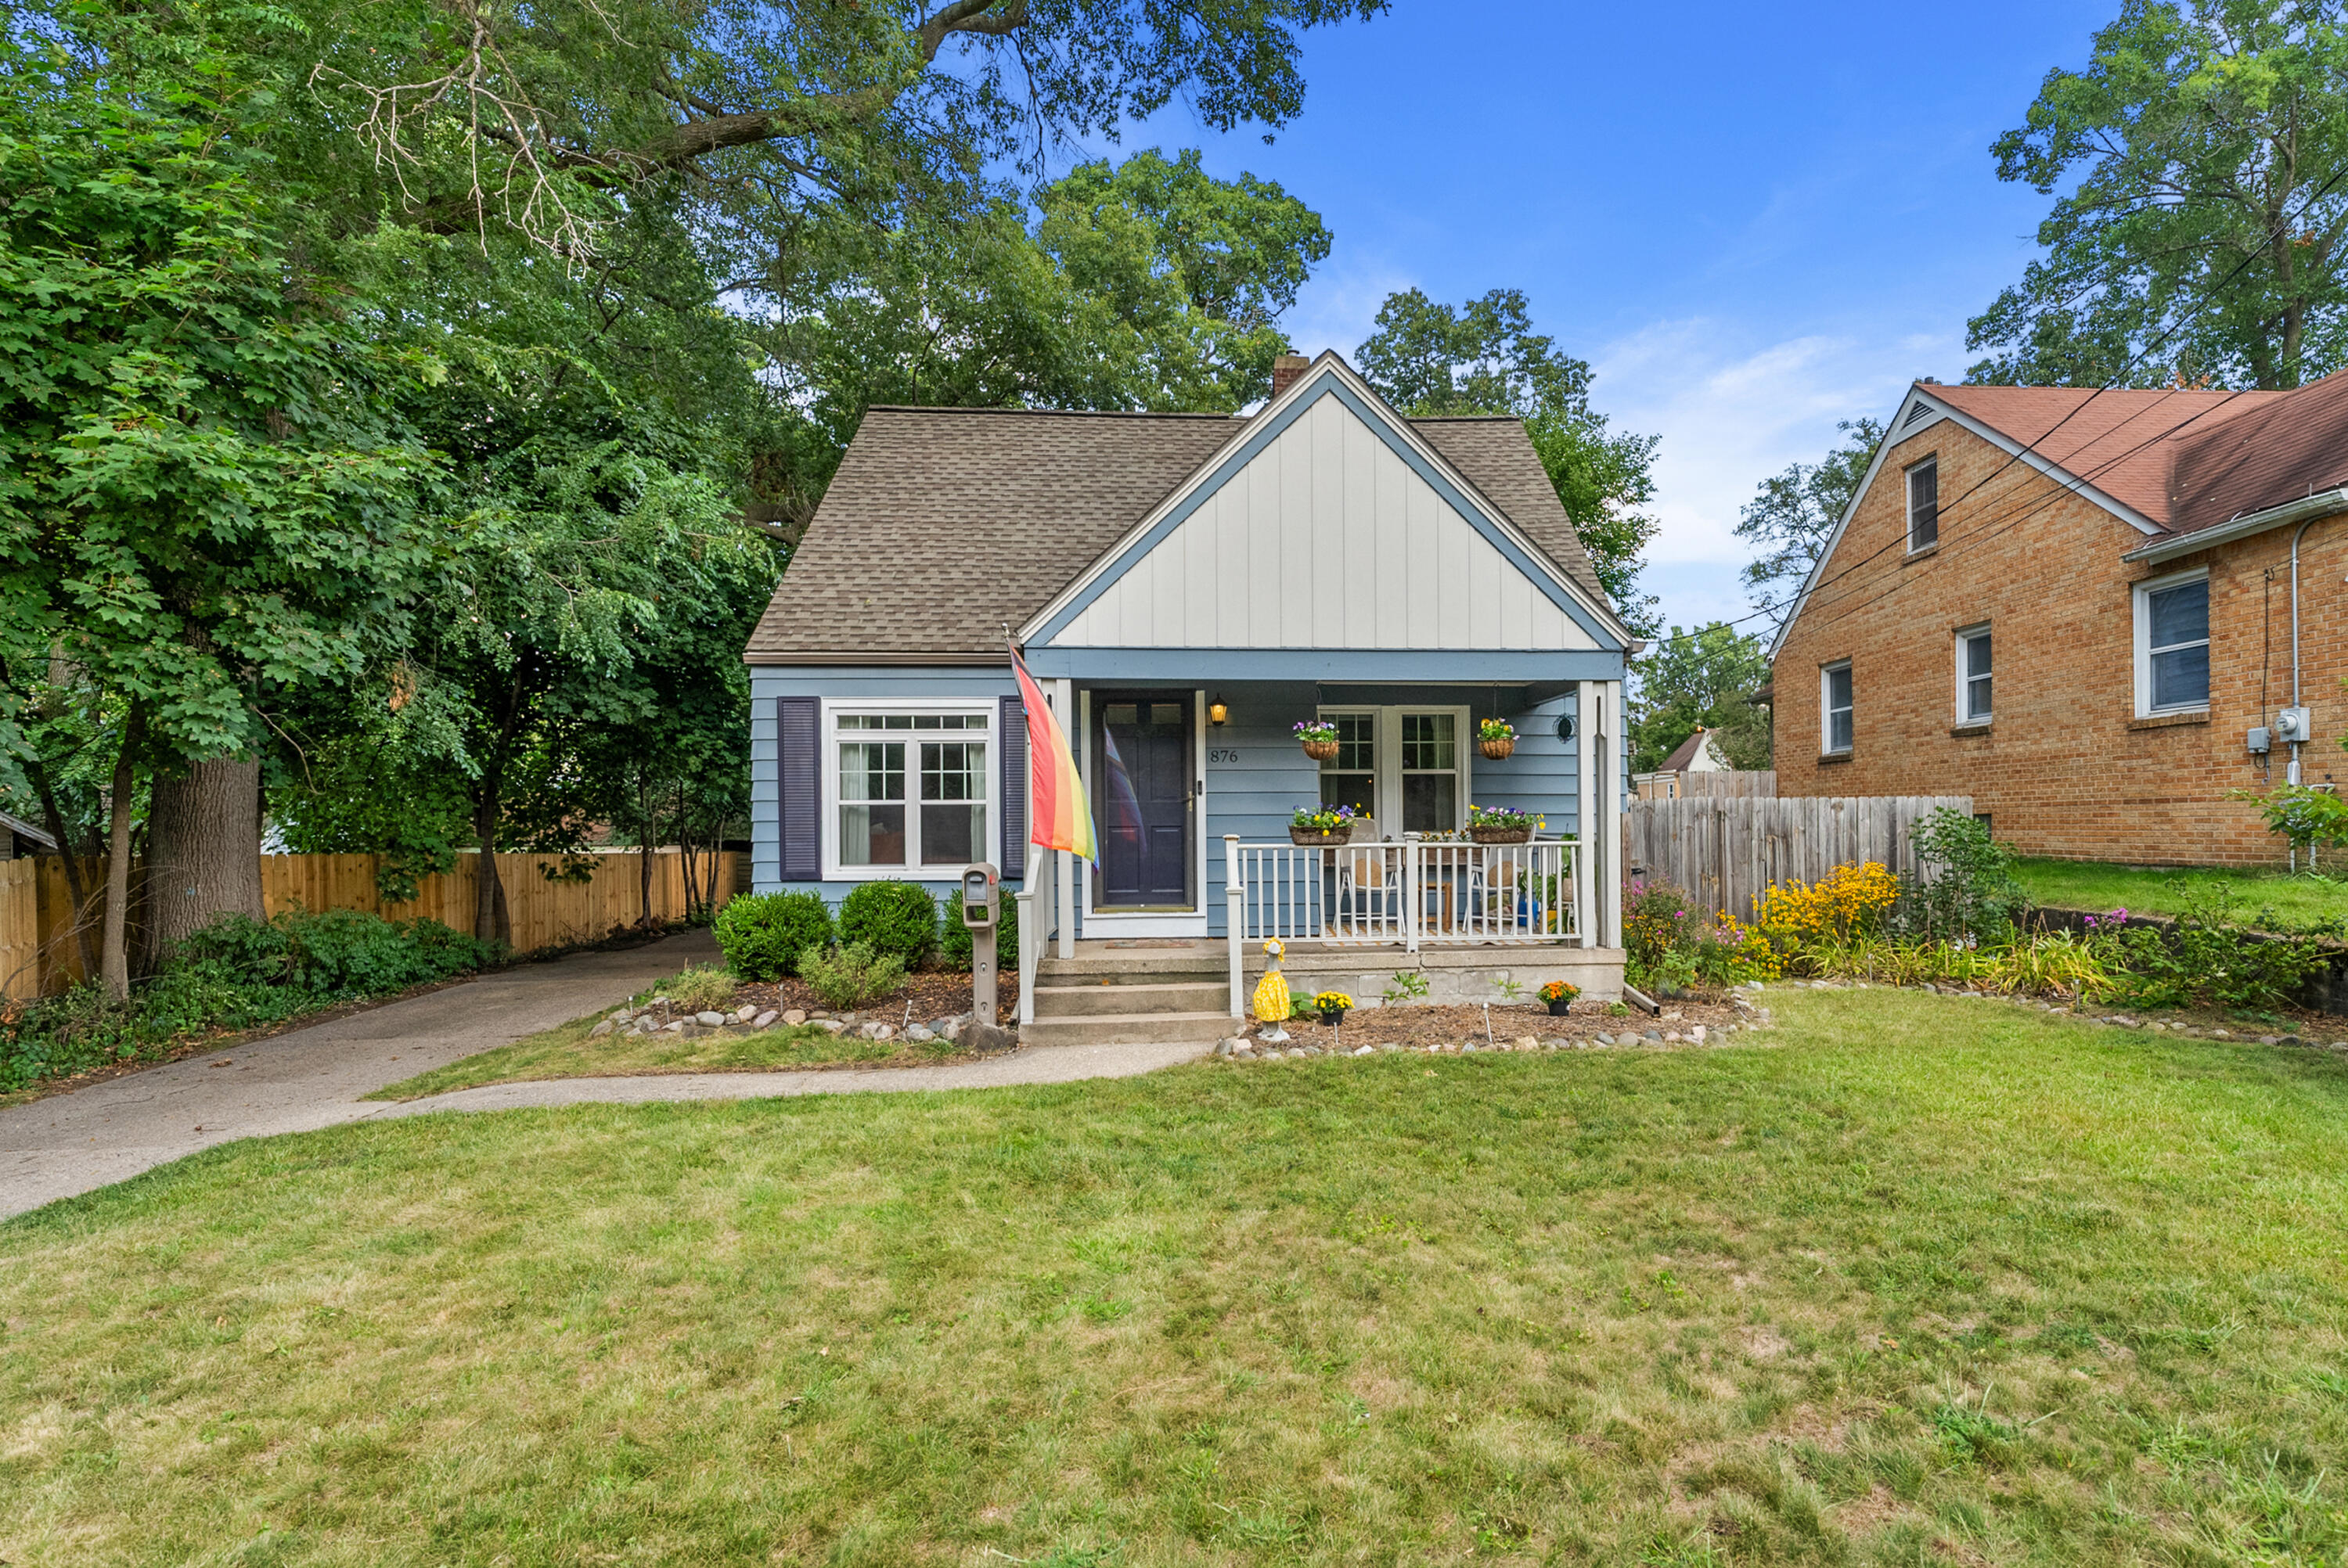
1010;647;1097;865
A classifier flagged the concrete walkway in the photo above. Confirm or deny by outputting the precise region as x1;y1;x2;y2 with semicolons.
0;929;1213;1221
0;929;720;1220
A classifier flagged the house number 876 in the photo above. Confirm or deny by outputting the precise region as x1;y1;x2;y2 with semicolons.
1208;748;1241;764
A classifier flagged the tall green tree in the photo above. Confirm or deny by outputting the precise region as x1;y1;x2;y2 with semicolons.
1356;289;1662;635
1968;0;2348;389
1629;622;1773;775
1735;416;1885;634
757;149;1331;521
0;30;439;994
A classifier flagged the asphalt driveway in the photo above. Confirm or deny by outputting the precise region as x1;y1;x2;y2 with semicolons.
0;929;718;1219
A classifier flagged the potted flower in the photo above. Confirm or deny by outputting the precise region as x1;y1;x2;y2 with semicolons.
1313;990;1354;1025
1294;718;1341;761
1478;717;1517;761
1539;980;1579;1016
1290;804;1356;844
1468;803;1537;844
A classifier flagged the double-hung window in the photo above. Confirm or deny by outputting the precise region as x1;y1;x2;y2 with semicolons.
1956;625;1992;724
830;710;990;874
1821;661;1853;754
2135;571;2210;714
1906;458;1940;551
1317;712;1377;818
1400;713;1459;833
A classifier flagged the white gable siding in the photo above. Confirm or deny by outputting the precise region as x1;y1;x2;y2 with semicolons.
1046;394;1597;652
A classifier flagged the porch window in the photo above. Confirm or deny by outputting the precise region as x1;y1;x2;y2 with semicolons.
1401;713;1459;833
830;707;990;873
1319;711;1376;818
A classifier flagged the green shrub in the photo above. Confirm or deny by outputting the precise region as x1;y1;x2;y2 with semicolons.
662;965;740;1013
714;891;833;980
838;880;938;967
2;909;495;1092
1897;807;2024;940
2091;882;2332;1009
938;890;1019;972
178;908;496;999
798;941;908;1010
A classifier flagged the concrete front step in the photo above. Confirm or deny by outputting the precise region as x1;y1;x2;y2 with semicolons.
1033;980;1227;1019
1021;1011;1234;1048
1038;940;1225;980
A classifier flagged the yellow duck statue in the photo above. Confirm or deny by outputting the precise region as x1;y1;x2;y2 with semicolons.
1252;937;1292;1043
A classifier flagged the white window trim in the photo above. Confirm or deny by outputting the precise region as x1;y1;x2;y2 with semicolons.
1954;623;1992;725
2133;567;2212;717
1820;660;1853;755
819;699;997;883
1316;703;1474;836
1905;457;1939;553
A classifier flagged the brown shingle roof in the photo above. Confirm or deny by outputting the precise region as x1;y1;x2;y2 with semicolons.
745;404;1615;660
1658;728;1712;774
1928;369;2348;538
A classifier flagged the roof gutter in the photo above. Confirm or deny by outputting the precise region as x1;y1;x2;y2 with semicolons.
2121;487;2348;565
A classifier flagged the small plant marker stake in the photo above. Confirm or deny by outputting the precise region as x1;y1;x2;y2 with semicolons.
1482;1003;1493;1049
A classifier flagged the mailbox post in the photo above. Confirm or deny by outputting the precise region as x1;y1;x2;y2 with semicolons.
960;863;1000;1026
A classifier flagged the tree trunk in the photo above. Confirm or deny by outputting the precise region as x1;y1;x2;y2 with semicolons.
474;797;512;950
28;757;97;980
98;702;145;1002
140;757;266;972
637;769;654;930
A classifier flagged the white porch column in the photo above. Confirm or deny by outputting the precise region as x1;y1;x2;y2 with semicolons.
1600;680;1624;950
1574;682;1598;946
1223;836;1244;1016
1053;678;1076;958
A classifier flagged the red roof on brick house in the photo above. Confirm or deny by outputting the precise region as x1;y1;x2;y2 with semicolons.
1931;366;2348;538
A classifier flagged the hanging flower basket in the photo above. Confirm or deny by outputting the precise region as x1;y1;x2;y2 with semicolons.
1468;804;1536;844
1478;737;1515;761
1478;717;1517;761
1290;805;1356;844
1294;719;1340;761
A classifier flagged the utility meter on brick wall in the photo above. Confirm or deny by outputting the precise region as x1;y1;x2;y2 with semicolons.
2247;725;2272;754
2277;707;2314;745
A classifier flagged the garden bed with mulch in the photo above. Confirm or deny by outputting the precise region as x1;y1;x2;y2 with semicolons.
729;969;1018;1027
1241;990;1755;1051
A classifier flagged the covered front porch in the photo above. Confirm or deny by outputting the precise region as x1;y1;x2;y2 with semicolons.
1010;672;1630;1029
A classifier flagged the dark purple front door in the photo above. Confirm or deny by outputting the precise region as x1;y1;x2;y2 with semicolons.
1093;696;1193;907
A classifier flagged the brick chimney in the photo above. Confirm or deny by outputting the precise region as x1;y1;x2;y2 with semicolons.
1270;354;1310;398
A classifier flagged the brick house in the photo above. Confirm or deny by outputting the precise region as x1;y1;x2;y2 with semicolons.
1770;372;2348;865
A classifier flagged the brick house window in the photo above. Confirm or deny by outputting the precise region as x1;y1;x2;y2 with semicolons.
1906;459;1939;551
2134;570;2209;714
1821;660;1853;754
1956;625;1992;723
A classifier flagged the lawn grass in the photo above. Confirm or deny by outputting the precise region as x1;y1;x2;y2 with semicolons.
364;1009;963;1102
2017;854;2348;932
8;991;2348;1565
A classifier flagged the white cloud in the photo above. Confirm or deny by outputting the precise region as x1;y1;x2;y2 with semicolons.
1592;319;1957;632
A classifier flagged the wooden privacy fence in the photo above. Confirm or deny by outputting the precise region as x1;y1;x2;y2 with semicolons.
1624;795;1974;922
0;849;737;1001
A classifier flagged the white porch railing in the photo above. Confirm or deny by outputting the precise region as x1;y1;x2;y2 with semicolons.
1226;835;1580;953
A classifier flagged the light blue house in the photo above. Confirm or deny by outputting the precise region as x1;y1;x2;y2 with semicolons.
745;352;1633;1035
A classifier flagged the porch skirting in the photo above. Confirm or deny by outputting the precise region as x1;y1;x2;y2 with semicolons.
1242;944;1627;1008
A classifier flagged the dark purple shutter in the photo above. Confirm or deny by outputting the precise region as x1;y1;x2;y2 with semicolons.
777;696;820;882
999;694;1027;881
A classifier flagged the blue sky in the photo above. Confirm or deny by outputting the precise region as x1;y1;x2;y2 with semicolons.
1104;0;2117;638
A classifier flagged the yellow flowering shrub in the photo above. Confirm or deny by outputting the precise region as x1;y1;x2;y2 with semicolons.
1752;861;1900;945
